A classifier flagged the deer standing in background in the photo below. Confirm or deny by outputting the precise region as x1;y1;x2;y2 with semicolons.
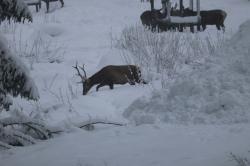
183;8;227;31
73;63;147;95
200;10;227;31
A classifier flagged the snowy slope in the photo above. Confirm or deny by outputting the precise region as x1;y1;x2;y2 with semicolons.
1;0;250;165
124;21;250;125
1;124;250;166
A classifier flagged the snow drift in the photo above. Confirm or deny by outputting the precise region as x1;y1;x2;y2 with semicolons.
123;20;250;125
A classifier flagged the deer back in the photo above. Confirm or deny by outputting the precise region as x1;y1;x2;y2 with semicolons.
200;10;227;25
89;65;141;84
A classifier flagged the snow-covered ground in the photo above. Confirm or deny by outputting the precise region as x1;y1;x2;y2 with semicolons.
1;0;250;165
1;124;250;166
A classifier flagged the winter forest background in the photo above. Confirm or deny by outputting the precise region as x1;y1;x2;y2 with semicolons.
1;0;250;166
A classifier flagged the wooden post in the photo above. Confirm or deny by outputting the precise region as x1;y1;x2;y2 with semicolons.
150;0;154;11
180;0;184;14
189;0;194;32
167;1;171;22
179;0;184;32
197;0;201;31
197;0;200;17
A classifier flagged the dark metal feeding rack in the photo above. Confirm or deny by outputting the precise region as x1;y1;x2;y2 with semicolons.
149;0;201;32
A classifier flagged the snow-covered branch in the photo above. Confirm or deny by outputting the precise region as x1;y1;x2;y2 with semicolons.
0;34;39;111
0;113;125;149
0;140;13;150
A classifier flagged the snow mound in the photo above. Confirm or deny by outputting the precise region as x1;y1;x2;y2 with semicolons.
123;20;250;125
39;24;64;37
230;20;250;51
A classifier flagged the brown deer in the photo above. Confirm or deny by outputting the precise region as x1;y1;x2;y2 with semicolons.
200;10;227;31
73;63;147;95
183;8;227;31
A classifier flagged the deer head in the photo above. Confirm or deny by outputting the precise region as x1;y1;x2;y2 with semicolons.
73;62;90;95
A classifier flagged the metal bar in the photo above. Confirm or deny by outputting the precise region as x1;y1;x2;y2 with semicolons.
189;0;193;10
197;0;200;16
180;0;183;11
167;1;171;22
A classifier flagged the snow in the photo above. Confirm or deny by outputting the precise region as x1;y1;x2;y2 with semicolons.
1;0;250;165
229;19;250;50
1;124;250;166
23;0;40;3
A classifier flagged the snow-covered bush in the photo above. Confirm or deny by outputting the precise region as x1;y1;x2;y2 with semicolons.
123;21;250;125
0;35;41;147
0;0;37;110
0;0;42;149
0;109;52;149
9;27;66;66
0;35;39;111
0;0;32;23
116;25;225;86
42;76;78;113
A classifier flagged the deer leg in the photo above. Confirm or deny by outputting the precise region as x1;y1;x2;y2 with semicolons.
109;83;114;89
222;24;225;32
202;24;206;31
216;24;221;30
36;4;39;12
59;0;64;7
197;25;201;31
190;25;194;33
96;83;106;91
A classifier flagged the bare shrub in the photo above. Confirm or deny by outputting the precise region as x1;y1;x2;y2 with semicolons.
230;152;250;166
0;21;18;34
116;25;227;88
42;75;78;113
6;27;66;69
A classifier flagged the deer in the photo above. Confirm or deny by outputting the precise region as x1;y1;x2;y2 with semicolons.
183;8;227;31
73;63;147;95
140;4;182;32
200;10;227;31
140;9;163;31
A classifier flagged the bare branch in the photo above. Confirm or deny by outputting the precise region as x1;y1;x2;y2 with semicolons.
79;121;126;129
49;120;126;134
25;123;51;140
0;119;51;140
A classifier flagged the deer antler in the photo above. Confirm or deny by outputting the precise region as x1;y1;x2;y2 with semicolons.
72;62;87;82
79;64;87;79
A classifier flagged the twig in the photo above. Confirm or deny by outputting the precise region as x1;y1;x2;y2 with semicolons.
79;121;125;128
